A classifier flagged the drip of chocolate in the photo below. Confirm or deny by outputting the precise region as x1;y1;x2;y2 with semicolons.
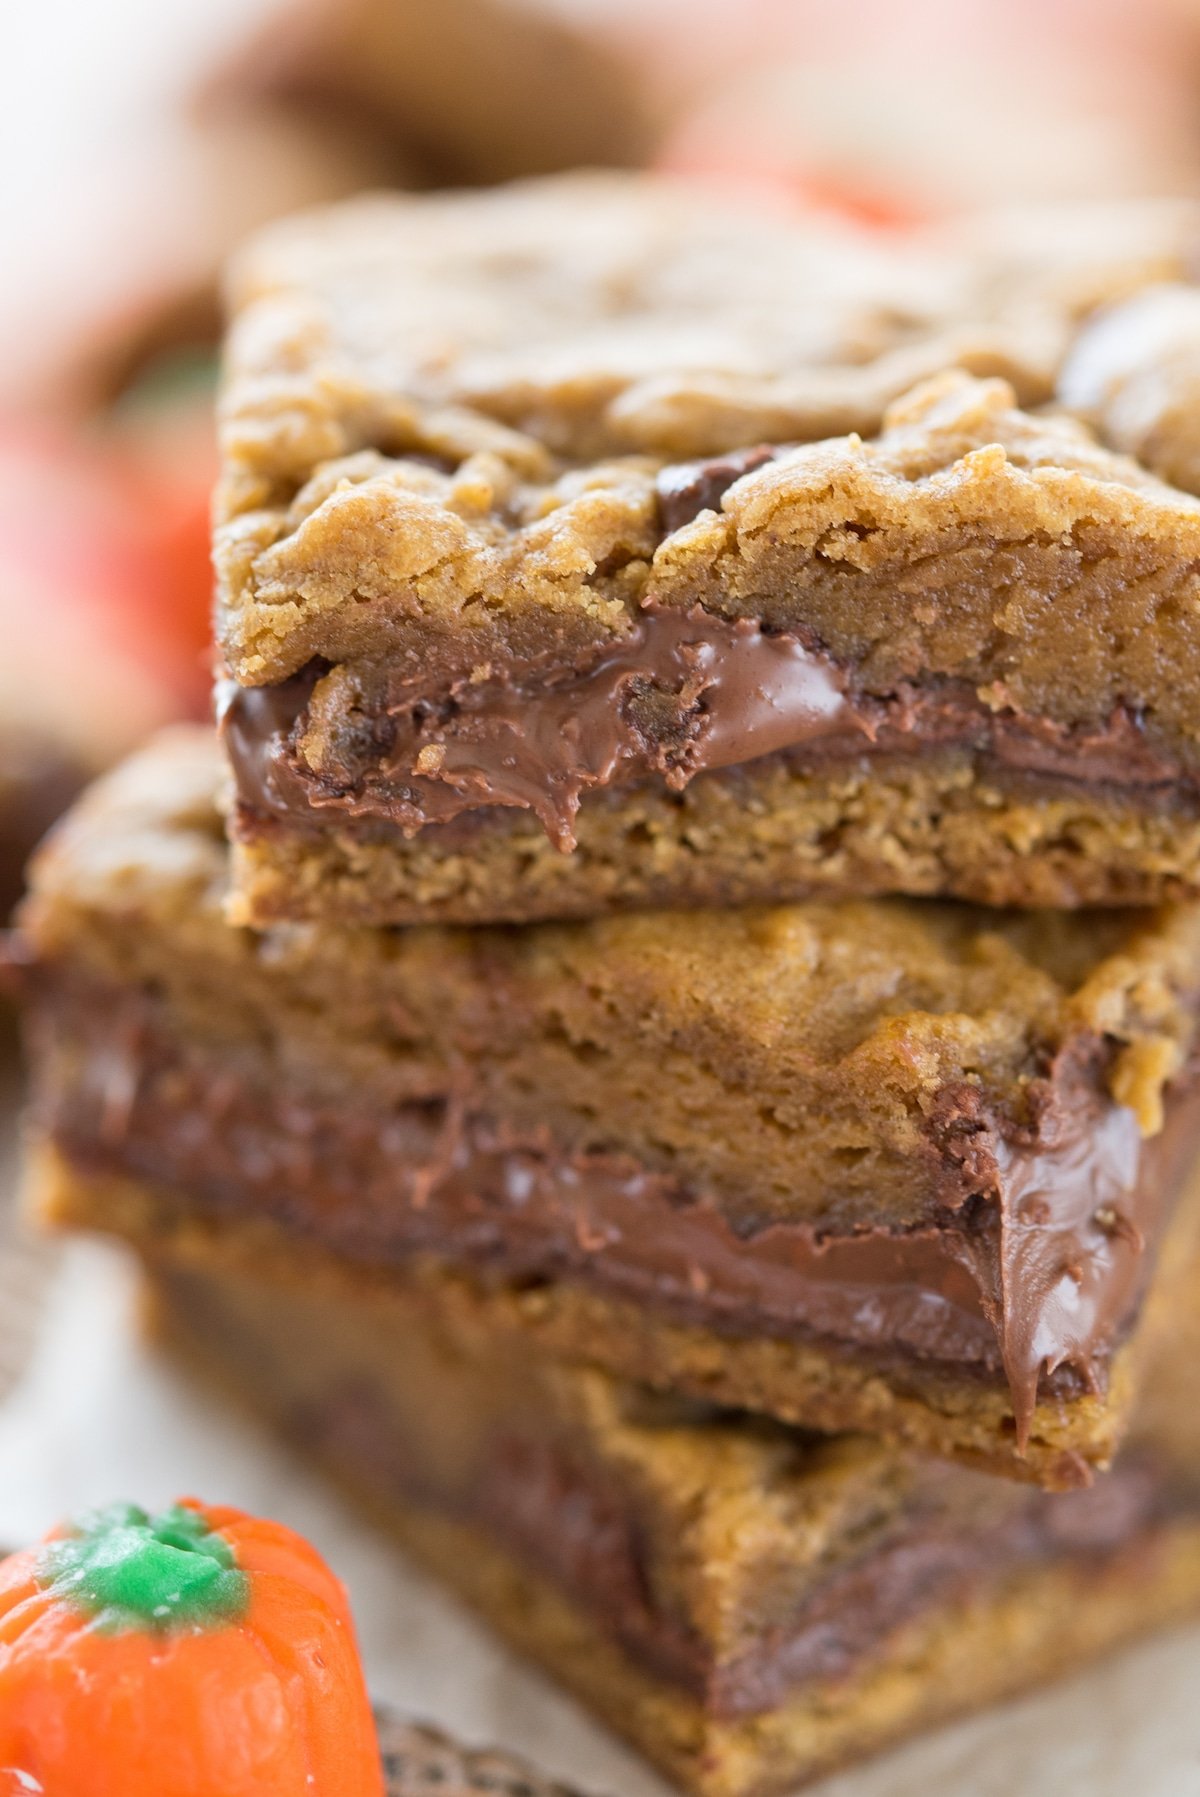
222;600;862;851
34;980;1193;1456
222;615;1186;857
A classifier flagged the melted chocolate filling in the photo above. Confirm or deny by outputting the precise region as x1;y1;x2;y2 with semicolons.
221;628;1190;856
221;445;1191;853
31;980;1200;1451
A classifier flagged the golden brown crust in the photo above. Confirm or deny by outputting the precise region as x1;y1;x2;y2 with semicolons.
218;175;1058;498
213;180;1200;715
218;348;1200;725
653;374;1200;747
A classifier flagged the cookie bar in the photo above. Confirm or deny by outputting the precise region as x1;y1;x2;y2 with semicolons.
214;176;1200;924
19;730;1200;1485
145;1244;1200;1797
212;0;659;186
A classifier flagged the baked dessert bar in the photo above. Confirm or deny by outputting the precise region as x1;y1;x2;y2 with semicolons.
18;729;1200;1486
210;0;658;186
215;175;1200;924
146;1244;1200;1797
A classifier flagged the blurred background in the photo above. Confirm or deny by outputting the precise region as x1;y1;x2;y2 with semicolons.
7;0;1200;901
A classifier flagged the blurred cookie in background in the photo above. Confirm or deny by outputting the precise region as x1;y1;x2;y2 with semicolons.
0;90;401;900
209;0;659;186
217;0;1200;219
4;0;663;419
13;0;1200;418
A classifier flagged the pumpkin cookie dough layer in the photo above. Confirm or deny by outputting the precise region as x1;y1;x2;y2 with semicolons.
228;751;1200;926
145;1245;1200;1797
19;730;1200;1485
215;176;1200;923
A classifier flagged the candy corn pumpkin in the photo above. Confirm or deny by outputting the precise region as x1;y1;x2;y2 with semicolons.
0;1497;384;1797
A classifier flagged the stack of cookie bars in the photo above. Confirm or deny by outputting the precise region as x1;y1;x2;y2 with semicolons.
19;176;1200;1794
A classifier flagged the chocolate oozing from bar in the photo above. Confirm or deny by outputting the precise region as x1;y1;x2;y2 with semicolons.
221;599;864;852
221;469;1191;855
31;978;1196;1452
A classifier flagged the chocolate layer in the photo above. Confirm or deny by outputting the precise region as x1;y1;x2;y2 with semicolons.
324;1393;1177;1718
160;1257;1184;1721
221;599;861;852
31;978;1198;1449
655;446;783;533
221;581;1191;855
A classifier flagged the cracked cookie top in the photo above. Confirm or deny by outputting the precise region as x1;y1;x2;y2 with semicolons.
214;178;1200;755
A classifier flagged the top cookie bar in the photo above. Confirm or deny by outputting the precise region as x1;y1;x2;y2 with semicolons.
215;175;1200;924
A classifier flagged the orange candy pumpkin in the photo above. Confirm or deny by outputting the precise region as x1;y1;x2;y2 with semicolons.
0;1498;384;1797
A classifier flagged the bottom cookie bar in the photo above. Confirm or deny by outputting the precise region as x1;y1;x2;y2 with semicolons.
143;1245;1200;1797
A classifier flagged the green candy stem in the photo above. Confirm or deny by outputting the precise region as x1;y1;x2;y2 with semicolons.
36;1503;249;1634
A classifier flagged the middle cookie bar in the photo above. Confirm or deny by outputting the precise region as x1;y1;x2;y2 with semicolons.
17;729;1200;1489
